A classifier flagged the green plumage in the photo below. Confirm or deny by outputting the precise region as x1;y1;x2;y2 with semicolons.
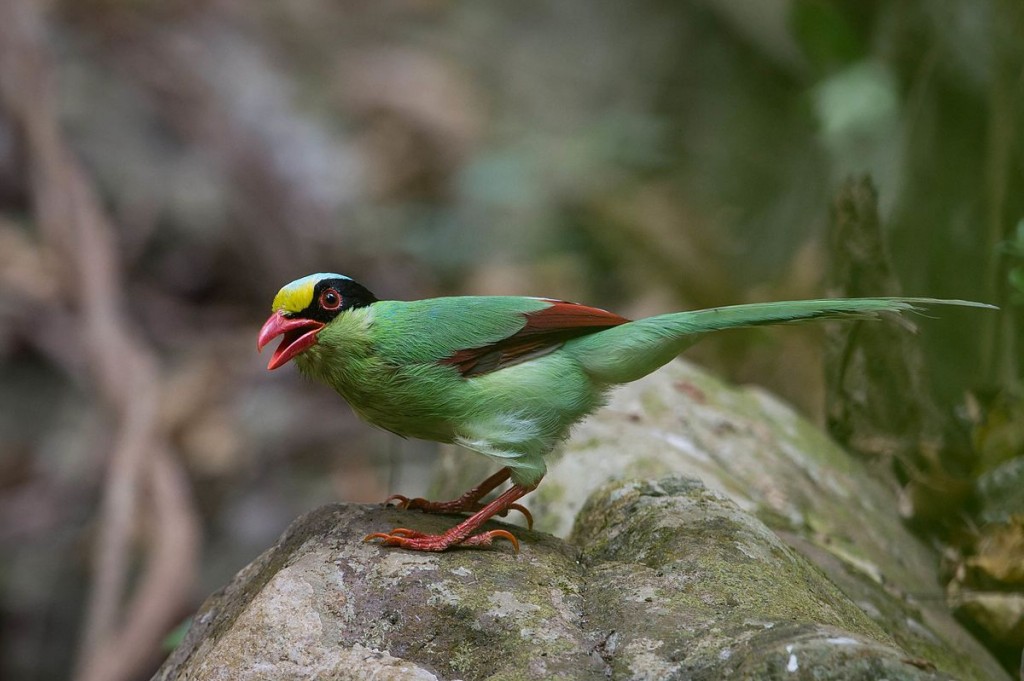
570;297;981;383
286;290;990;488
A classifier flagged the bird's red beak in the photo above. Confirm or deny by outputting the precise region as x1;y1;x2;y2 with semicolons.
257;311;325;370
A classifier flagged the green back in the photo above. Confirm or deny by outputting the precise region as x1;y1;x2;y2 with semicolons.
368;297;552;365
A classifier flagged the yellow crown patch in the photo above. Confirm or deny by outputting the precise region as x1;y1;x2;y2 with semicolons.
271;275;319;313
271;273;351;313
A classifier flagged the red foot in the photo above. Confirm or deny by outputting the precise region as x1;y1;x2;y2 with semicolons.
385;494;534;529
367;480;534;553
363;527;519;552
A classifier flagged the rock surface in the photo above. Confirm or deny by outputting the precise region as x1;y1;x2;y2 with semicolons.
433;359;1008;680
157;479;970;681
156;360;1009;680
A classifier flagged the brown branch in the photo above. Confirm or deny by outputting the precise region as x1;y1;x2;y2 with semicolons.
81;447;200;681
0;3;200;681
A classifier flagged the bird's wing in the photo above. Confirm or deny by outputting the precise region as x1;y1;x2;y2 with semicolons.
371;297;629;377
440;299;630;377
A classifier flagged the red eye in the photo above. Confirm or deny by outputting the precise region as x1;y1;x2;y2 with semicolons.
320;288;342;310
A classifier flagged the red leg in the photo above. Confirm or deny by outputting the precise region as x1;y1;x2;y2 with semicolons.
385;467;533;528
366;483;534;552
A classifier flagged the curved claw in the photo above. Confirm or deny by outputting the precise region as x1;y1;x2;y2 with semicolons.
362;527;520;552
384;494;411;509
462;529;520;553
382;494;533;529
363;527;423;543
384;495;436;512
505;503;534;530
387;527;424;538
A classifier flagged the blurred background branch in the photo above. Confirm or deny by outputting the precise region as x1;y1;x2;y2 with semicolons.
0;3;199;681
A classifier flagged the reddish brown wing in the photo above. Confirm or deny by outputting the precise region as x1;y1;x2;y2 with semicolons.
439;300;630;377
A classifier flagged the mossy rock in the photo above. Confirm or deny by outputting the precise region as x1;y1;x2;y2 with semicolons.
155;476;1000;680
157;360;1008;680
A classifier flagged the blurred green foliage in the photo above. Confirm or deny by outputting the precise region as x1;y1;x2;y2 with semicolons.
1004;219;1024;303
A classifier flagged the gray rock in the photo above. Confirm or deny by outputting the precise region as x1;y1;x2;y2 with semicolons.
156;360;1009;681
155;480;998;680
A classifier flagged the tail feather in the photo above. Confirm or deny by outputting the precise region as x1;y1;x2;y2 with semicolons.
569;297;994;385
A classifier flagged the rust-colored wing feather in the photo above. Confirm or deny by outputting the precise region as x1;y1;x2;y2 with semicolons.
439;300;630;377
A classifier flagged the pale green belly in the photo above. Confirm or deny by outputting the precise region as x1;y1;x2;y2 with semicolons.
327;352;603;454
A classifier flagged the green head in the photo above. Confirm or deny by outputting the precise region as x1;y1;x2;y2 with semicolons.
257;273;378;369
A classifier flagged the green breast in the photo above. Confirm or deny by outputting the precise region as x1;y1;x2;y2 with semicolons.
295;297;597;448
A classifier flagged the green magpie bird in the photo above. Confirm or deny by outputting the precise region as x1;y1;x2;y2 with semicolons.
257;272;992;552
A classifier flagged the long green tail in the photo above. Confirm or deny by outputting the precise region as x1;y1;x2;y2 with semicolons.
568;297;994;385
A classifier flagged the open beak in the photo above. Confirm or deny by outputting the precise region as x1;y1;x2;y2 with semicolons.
257;311;325;370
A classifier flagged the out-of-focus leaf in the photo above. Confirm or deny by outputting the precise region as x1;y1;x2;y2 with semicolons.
1000;219;1024;257
948;516;1024;652
811;61;904;199
976;457;1024;525
790;0;866;73
812;61;899;140
949;589;1024;648
967;518;1024;586
948;517;1024;648
1009;268;1024;300
972;391;1024;476
1004;219;1024;300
